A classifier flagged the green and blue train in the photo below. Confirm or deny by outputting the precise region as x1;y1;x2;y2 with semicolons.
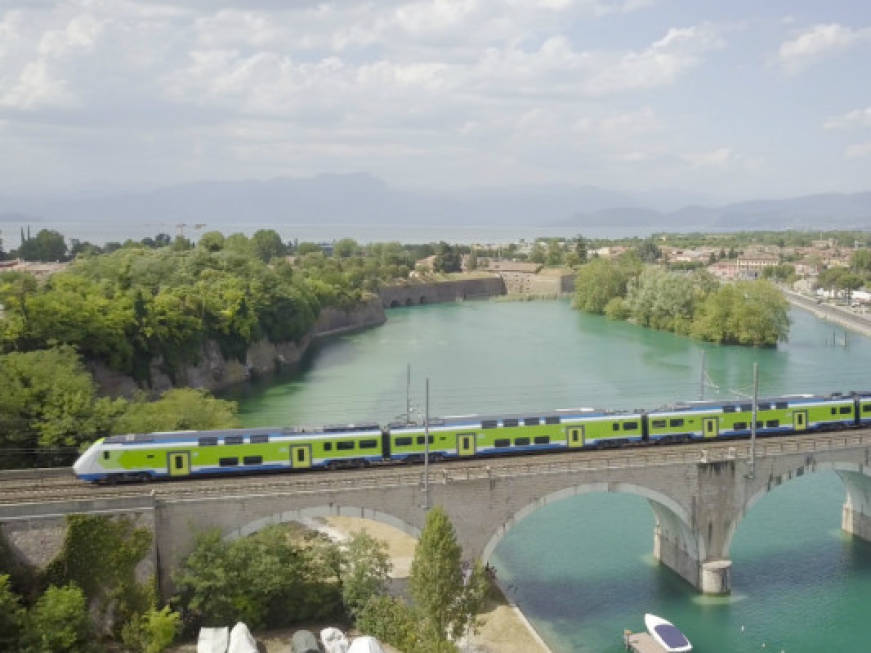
73;391;871;483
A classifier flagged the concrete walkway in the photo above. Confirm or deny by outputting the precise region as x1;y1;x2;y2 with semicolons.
782;288;871;338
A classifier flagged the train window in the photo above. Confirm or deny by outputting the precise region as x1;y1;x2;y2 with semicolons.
503;418;518;428
243;456;262;465
766;420;779;428
756;421;763;429
174;457;184;469
360;439;378;449
534;436;550;444
395;437;413;446
741;404;752;412
337;441;354;451
831;407;837;415
776;402;788;410
623;421;638;430
651;419;666;428
524;417;540;426
198;436;218;446
864;405;871;413
102;451;110;460
417;435;434;445
251;434;269;444
612;423;620;431
545;416;561;425
224;435;243;445
146;454;154;459
734;422;747;429
296;449;306;462
219;457;238;467
323;443;332;451
669;418;684;427
515;437;530;446
759;403;772;411
481;420;498;429
840;406;852;414
722;406;735;413
495;439;510;447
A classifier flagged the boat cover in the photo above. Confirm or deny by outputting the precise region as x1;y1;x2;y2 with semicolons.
654;623;691;650
321;627;350;653
291;629;320;653
348;636;386;653
197;627;229;653
228;622;258;653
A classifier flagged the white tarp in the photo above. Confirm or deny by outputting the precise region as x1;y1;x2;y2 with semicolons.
197;627;229;653
321;627;350;653
348;636;386;653
227;622;258;653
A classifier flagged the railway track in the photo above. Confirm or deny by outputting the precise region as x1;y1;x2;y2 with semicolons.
1;431;870;505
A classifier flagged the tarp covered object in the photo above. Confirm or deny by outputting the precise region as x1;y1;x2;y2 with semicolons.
228;622;258;653
197;627;229;653
321;627;350;653
291;629;321;653
348;636;386;653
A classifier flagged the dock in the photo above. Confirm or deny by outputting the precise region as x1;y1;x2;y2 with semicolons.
623;630;668;653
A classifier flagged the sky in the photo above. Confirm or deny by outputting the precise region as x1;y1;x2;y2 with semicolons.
1;0;870;202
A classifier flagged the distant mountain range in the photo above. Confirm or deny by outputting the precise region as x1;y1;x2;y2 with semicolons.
1;173;870;234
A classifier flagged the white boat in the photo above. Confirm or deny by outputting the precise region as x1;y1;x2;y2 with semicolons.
644;613;692;652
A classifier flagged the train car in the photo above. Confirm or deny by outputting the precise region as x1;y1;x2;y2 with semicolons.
853;391;871;426
647;393;856;443
73;423;385;483
385;407;645;461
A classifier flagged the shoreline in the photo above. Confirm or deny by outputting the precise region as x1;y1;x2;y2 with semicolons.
782;288;871;338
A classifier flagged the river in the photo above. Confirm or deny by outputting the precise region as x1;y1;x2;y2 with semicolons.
224;300;871;652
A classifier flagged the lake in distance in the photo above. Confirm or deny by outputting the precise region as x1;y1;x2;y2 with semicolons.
224;299;871;652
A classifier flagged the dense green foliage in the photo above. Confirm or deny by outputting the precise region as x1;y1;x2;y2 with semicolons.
574;261;790;346
0;515;180;653
340;530;392;617
0;346;239;468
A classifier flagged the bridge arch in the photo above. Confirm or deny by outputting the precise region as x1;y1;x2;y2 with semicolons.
721;461;871;557
223;505;421;543
480;481;702;564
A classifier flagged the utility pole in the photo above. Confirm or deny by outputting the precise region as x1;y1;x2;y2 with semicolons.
406;364;411;424
748;362;758;479
424;377;430;511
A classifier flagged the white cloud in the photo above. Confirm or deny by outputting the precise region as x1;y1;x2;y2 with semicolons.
683;147;732;168
824;106;871;130
779;23;871;73
846;142;871;159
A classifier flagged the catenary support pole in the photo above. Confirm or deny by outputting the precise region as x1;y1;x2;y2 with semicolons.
424;377;430;511
406;363;411;424
699;350;706;401
749;362;758;479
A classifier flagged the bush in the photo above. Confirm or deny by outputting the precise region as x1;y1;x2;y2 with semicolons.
121;605;181;653
22;584;97;653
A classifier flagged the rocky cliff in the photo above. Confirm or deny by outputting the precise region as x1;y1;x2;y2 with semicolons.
91;296;386;397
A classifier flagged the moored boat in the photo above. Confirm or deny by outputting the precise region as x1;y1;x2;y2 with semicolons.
644;613;692;652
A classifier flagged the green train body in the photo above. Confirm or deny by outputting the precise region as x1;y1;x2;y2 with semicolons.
73;392;871;483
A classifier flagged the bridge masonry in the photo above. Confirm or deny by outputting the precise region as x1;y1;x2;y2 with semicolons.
4;434;871;598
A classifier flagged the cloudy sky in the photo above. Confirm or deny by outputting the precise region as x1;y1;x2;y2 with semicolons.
1;0;870;202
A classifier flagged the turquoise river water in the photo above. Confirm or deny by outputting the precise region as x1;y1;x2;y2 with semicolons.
224;300;871;653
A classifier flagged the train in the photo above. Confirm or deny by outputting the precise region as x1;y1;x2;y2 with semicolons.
72;391;871;483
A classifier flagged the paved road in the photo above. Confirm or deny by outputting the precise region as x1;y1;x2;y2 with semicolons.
783;288;871;338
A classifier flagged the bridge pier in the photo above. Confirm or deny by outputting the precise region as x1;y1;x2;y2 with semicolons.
838;470;871;542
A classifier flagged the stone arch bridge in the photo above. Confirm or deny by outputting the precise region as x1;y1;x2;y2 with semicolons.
147;431;871;596
4;432;871;598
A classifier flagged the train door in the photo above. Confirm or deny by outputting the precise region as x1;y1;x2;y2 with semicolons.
793;410;807;432
291;445;312;469
703;418;718;438
567;425;585;448
457;433;476;456
168;452;191;477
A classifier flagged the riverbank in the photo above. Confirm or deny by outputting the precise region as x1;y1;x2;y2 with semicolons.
782;288;871;338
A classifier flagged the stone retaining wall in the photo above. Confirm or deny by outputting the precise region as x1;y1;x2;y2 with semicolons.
379;276;506;307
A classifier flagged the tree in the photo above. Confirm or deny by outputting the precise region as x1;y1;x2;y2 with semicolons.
410;507;473;642
635;239;662;263
22;584;97;653
340;531;392;616
0;575;25;650
528;243;546;264
574;236;588;264
433;242;461;273
121;606;180;653
334;238;359;258
573;258;631;314
691;280;789;346
18;229;67;262
197;231;225;252
112;388;239;434
251;229;286;262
